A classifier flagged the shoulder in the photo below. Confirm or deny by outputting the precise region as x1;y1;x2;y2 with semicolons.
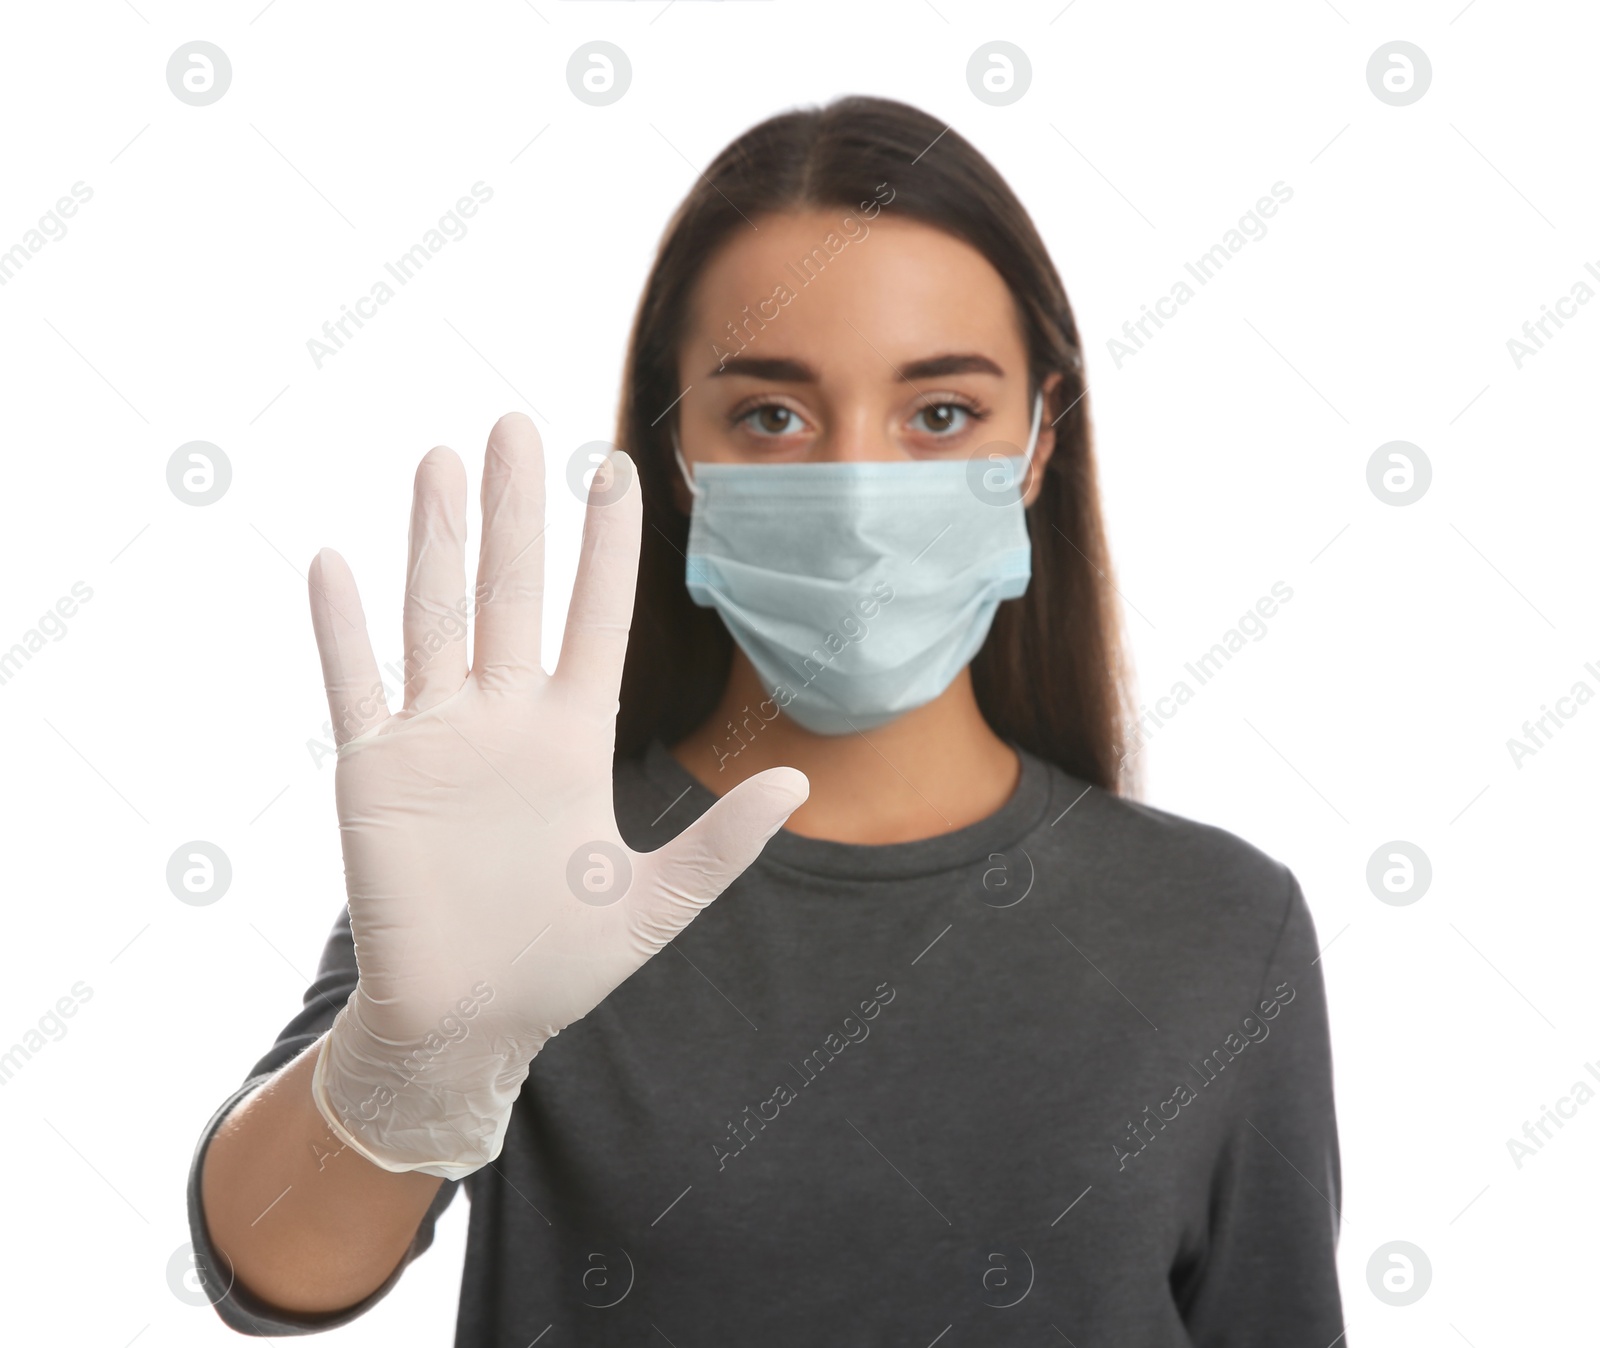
1030;755;1307;974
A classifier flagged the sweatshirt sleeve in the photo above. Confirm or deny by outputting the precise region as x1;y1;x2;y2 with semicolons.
1175;868;1345;1346
184;905;462;1336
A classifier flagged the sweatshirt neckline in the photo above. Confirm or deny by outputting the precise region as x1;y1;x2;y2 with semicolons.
639;738;1056;882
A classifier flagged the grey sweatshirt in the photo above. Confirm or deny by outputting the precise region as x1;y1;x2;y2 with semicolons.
186;739;1343;1345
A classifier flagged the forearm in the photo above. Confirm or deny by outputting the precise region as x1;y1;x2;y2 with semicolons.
200;1035;446;1316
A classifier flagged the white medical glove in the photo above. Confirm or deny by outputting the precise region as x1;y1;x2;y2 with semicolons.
305;412;808;1181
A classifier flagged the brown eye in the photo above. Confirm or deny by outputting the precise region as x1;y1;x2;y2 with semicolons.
915;403;971;435
741;405;803;436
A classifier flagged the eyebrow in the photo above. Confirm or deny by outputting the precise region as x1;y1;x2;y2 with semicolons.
706;351;1005;382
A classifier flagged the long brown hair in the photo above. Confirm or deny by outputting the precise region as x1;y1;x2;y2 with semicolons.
613;95;1137;796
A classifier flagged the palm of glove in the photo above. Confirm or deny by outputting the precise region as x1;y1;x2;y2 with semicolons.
334;677;640;1065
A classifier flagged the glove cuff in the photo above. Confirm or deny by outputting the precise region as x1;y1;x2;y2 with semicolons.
309;994;533;1182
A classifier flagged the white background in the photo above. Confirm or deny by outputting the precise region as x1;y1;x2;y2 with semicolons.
0;1;1594;1343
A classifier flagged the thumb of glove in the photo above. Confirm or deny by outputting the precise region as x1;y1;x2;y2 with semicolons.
631;767;809;949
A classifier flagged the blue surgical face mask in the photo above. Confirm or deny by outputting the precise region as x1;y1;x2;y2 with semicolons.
671;391;1042;736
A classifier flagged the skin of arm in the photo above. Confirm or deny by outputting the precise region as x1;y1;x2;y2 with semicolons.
199;1036;445;1316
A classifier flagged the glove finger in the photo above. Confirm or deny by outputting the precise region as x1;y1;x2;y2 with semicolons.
631;766;808;943
552;449;640;714
308;548;389;744
471;412;546;692
402;445;469;716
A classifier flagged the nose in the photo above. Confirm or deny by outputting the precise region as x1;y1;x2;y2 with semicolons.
813;406;905;463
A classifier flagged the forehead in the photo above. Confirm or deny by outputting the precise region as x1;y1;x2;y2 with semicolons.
683;209;1025;372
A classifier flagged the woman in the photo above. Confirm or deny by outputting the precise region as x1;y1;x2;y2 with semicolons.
190;96;1343;1345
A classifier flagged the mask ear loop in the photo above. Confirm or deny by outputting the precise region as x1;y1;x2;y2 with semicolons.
1022;389;1045;464
670;426;703;500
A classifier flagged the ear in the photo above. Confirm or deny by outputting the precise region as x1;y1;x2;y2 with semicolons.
667;419;696;516
1022;371;1066;508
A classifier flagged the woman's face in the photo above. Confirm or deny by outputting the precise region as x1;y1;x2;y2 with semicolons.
673;209;1058;504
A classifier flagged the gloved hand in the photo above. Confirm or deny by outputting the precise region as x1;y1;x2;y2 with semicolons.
305;412;808;1181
